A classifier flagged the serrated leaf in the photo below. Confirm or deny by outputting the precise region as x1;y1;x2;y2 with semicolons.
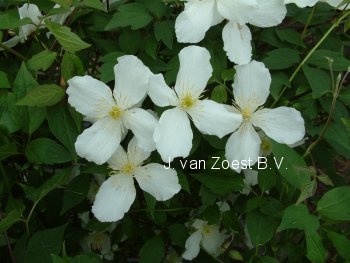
16;84;65;107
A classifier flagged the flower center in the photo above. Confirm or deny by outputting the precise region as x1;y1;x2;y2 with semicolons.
122;163;134;175
241;108;251;121
261;137;272;154
109;106;123;120
202;225;212;235
180;94;196;109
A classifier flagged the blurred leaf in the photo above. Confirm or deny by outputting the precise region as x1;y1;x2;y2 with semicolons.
27;51;57;71
0;141;17;160
306;232;327;263
0;71;10;89
0;201;24;234
16;84;65;107
246;211;277;246
139;236;164;263
61;52;84;82
326;230;350;261
211;85;227;103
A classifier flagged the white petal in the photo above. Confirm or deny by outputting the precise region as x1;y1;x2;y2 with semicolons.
225;123;261;173
243;169;258;187
134;163;181;201
113;55;151;109
233;60;271;110
182;230;203;260
250;0;287;27
187;99;242;138
201;225;224;255
175;0;216;43
127;137;151;167
222;22;252;65
175;46;212;99
154;108;192;162
18;4;41;38
123;108;158;152
67;76;115;120
75;117;122;164
148;74;178;107
326;0;350;9
92;174;136;222
252;107;305;145
216;0;258;24
283;0;318;7
108;145;128;171
0;36;21;50
192;219;206;230
50;5;74;25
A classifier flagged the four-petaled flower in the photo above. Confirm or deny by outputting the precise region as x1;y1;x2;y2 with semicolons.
92;138;181;222
148;45;242;162
225;60;305;172
67;55;158;164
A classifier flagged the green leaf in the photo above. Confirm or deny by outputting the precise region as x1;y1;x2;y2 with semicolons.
246;211;277;246
0;71;10;89
16;84;65;107
61;52;84;82
51;0;72;9
317;186;350;220
275;28;305;47
0;141;18;160
0;9;20;29
306;232;327;263
47;104;80;156
308;50;350;71
326;231;350;261
81;0;105;11
27;51;57;71
139;236;164;263
154;20;174;49
0;201;25;233
303;65;331;98
25;138;73;164
25;225;67;263
263;48;300;70
211;85;227;103
45;20;91;52
168;224;188;247
277;204;320;233
106;3;153;30
271;141;311;189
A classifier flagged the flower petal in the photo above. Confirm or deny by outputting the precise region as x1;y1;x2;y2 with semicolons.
92;173;136;222
18;4;41;38
175;0;216;43
222;22;252;65
123;108;158;152
113;55;151;109
75;117;122;164
67;76;115;120
225;123;261;173
283;0;318;7
233;60;271;110
216;0;258;24
127;137;151;167
154;107;193;162
187;99;242;138
148;73;178;107
241;169;259;195
175;46;212;98
182;230;203;260
0;36;21;50
134;163;181;201
108;145;128;171
252;106;305;145
250;0;287;27
201;225;224;255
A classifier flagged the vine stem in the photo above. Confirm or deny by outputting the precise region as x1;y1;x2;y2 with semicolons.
271;9;350;108
0;42;27;61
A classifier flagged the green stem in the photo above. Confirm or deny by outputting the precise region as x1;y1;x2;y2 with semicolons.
0;42;27;61
271;9;350;108
301;6;316;39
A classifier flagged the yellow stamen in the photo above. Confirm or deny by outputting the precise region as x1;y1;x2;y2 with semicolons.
109;106;123;119
122;163;134;175
261;138;272;152
202;225;212;235
241;108;251;121
180;94;196;109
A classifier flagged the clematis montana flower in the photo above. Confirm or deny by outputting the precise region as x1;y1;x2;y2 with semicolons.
182;219;224;260
67;55;158;165
225;60;305;172
148;45;242;162
284;0;350;9
92;138;181;222
175;0;287;65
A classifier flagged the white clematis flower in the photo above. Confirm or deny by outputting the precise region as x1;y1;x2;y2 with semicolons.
175;0;287;64
284;0;350;9
182;219;224;260
225;60;305;173
92;138;181;222
241;169;258;195
67;55;158;165
148;45;242;162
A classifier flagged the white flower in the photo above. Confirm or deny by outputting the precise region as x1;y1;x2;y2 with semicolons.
67;55;158;164
182;219;224;260
284;0;350;9
225;60;305;172
241;169;258;195
148;45;242;162
92;138;181;222
175;0;287;64
49;4;75;26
